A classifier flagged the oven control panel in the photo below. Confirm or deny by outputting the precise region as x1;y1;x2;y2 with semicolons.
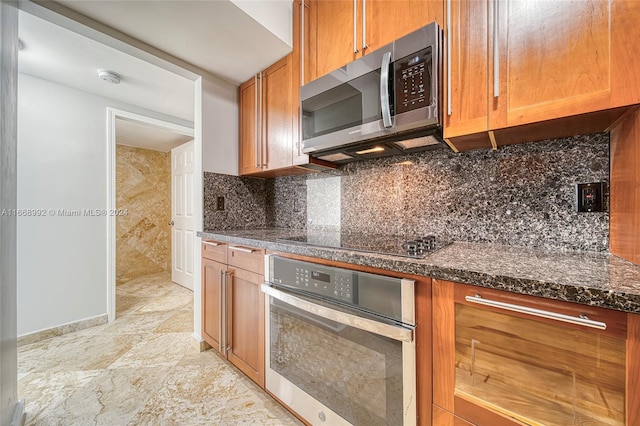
269;257;356;304
295;267;354;303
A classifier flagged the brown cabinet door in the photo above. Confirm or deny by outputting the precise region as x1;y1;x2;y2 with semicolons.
262;55;293;171
226;267;265;388
201;257;225;352
433;279;628;426
364;0;443;54
443;0;490;140
309;0;361;81
238;77;262;175
490;0;615;129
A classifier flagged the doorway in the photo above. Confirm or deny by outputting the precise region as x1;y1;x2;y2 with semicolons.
108;109;194;320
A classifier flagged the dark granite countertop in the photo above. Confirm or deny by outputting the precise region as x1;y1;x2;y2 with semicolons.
198;228;640;314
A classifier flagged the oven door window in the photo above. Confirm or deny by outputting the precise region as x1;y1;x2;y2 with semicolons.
269;297;404;426
301;69;384;140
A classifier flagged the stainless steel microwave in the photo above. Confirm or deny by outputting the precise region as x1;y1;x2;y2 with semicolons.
301;22;444;164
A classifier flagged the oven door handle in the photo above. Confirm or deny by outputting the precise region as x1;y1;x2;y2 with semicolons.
261;283;414;343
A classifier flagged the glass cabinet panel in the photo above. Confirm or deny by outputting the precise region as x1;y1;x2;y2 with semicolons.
454;303;626;425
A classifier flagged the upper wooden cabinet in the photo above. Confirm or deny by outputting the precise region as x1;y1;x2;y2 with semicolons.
239;76;260;175
443;0;490;140
262;56;294;171
307;0;444;82
444;0;640;150
238;3;336;176
239;56;293;175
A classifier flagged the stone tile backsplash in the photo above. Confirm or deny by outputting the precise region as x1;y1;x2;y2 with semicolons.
204;133;610;252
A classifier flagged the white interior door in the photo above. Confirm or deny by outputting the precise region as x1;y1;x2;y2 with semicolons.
171;140;195;290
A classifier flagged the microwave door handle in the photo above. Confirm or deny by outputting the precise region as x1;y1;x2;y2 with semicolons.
380;51;393;128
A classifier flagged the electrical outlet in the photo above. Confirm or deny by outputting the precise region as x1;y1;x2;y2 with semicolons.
576;182;604;212
216;196;225;211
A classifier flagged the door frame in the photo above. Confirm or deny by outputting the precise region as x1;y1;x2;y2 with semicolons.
106;108;195;321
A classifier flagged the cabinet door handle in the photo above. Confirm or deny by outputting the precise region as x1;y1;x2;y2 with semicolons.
229;245;255;254
202;241;222;247
254;74;260;169
218;270;225;354
465;294;607;330
353;0;359;53
259;72;265;168
362;0;367;51
492;0;499;98
301;1;307;86
446;0;452;116
225;271;233;353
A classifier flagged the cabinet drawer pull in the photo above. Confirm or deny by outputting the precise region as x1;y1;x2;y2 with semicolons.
229;246;255;254
465;294;607;330
202;241;222;247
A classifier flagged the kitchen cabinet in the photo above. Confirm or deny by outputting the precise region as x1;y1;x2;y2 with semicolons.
444;0;640;151
238;56;293;175
238;77;260;175
201;240;265;388
307;0;443;82
432;279;640;425
238;4;336;177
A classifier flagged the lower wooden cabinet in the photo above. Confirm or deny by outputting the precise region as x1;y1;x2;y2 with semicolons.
202;256;225;351
201;241;266;388
225;266;265;386
432;279;638;426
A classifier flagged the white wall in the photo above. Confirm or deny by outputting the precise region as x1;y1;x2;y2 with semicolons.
201;74;239;176
1;1;19;423
16;74;192;336
231;0;293;48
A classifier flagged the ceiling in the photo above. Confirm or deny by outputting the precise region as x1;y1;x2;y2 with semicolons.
116;118;193;152
52;0;293;85
18;10;196;121
18;0;293;151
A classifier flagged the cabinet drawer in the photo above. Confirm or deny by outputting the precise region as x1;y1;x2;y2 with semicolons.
201;240;227;263
228;244;265;274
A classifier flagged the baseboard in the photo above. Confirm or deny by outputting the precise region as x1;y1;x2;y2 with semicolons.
11;399;25;426
17;314;108;346
191;334;211;352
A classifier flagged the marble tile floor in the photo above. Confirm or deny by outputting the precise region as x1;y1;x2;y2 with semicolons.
18;272;302;425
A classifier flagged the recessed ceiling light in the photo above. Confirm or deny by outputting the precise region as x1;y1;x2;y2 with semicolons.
98;69;121;84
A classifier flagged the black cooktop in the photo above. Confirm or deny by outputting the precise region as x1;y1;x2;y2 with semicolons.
277;232;445;258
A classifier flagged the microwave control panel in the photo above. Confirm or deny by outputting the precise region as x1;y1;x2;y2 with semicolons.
395;47;432;115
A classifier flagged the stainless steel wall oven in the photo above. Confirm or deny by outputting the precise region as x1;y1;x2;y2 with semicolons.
262;255;416;426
